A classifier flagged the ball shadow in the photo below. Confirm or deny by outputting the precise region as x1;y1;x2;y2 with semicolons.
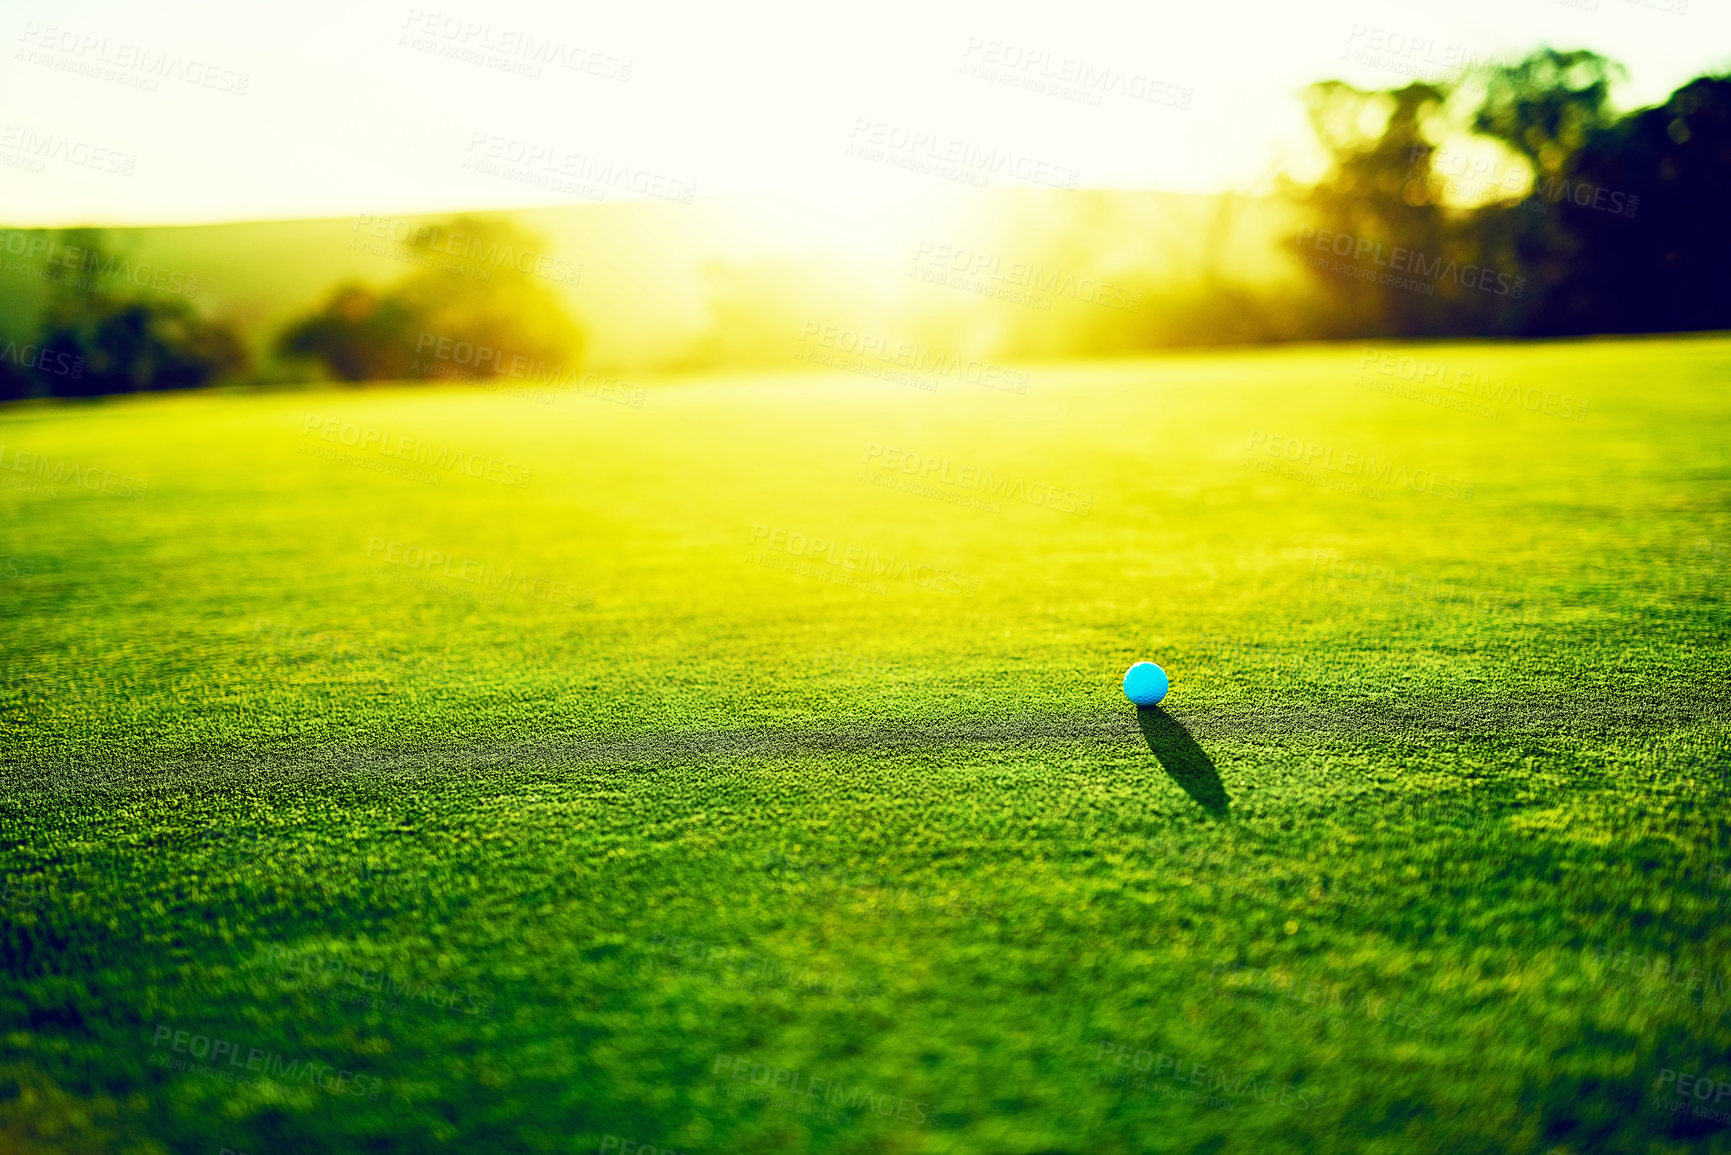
1136;706;1229;816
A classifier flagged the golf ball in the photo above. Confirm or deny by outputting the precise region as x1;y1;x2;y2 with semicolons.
1122;661;1169;707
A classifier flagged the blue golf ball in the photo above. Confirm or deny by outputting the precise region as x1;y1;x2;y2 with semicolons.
1123;661;1169;707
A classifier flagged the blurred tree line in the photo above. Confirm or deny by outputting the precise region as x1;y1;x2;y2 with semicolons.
1;50;1723;398
276;215;582;382
1285;49;1731;339
0;216;583;399
0;228;249;400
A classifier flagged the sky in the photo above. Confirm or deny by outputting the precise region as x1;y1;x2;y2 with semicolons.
1;0;1725;227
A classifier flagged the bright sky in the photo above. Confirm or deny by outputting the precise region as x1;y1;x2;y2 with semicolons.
1;0;1725;226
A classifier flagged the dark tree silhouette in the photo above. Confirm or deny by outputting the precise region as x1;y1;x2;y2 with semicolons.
276;215;584;384
277;285;425;382
1524;75;1731;334
14;229;249;398
1287;50;1731;342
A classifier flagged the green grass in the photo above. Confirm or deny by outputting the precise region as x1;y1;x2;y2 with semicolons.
2;335;1729;1154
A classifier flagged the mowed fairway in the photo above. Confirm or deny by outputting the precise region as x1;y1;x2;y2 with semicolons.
2;336;1729;1154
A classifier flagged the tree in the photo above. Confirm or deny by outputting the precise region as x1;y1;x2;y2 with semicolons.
276;215;584;383
1284;49;1731;341
1520;74;1731;334
1472;50;1624;184
277;285;425;382
1287;80;1465;338
23;229;249;397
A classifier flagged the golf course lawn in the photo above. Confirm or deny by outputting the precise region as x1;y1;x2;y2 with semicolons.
2;335;1728;1154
